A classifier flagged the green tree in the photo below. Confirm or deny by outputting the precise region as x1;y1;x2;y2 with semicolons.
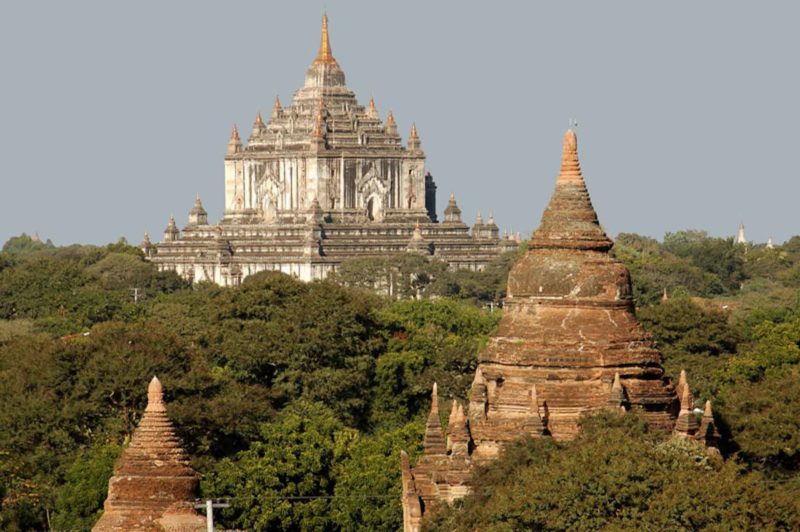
50;444;121;531
428;412;799;531
332;421;424;531
371;299;500;428
203;401;352;531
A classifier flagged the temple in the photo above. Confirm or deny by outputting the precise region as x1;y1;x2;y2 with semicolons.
149;15;515;284
93;377;205;531
400;130;721;531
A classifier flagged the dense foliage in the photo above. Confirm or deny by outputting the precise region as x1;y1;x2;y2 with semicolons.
428;412;800;531
1;229;800;530
0;238;499;530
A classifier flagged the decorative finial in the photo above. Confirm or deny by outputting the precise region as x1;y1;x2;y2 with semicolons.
386;110;395;126
274;96;282;110
410;122;418;139
231;124;239;140
431;382;439;415
557;129;584;183
255;111;264;126
146;376;166;413
313;13;336;65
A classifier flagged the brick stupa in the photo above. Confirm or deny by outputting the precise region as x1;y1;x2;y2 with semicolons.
93;377;205;531
401;130;721;531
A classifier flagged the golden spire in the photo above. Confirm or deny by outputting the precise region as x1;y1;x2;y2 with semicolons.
313;14;336;65
273;96;281;111
369;97;376;113
230;124;240;140
386;110;396;126
557;129;584;183
255;111;264;126
410;122;418;139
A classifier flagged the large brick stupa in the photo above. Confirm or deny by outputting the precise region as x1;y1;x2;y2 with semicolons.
401;130;720;531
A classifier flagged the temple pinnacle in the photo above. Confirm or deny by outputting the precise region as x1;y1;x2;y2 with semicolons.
230;124;240;140
557;129;584;184
146;376;166;413
255;111;264;126
386;111;396;126
313;13;336;65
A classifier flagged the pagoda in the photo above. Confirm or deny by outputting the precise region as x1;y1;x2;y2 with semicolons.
93;377;205;531
151;15;515;284
400;130;721;531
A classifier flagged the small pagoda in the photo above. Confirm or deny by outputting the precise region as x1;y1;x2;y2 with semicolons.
93;377;205;531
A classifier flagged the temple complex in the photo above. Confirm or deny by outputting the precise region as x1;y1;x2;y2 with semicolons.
93;377;205;531
401;130;721;531
148;15;515;284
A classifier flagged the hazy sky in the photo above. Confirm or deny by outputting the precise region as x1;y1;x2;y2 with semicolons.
1;1;798;246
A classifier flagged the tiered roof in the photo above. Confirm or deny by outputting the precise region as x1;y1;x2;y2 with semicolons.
93;377;205;531
242;15;415;155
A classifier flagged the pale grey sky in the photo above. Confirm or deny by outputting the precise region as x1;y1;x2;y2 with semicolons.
1;1;797;246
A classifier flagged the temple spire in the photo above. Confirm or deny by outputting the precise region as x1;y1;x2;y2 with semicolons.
423;383;447;455
385;111;398;136
271;96;282;119
368;96;378;119
313;13;336;65
227;124;242;155
736;222;747;244
147;376;166;413
557;129;585;184
529;129;613;251
408;122;421;151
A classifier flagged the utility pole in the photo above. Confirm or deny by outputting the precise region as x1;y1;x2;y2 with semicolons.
194;499;230;532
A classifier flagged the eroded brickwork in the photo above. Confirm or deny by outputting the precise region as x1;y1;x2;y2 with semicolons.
93;377;205;531
401;131;721;530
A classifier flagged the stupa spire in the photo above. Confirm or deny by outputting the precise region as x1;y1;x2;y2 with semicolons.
557;129;584;183
227;124;242;155
313;13;336;65
408;122;421;151
368;96;378;118
385;110;398;136
423;383;447;455
272;96;282;118
736;222;747;244
529;129;612;251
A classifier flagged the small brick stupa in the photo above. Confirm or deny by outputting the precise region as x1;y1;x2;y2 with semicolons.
401;130;721;531
93;377;205;531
